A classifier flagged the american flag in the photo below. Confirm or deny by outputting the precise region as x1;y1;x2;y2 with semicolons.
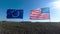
30;8;50;20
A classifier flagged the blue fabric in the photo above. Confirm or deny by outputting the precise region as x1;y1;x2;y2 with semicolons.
7;9;23;19
41;8;50;14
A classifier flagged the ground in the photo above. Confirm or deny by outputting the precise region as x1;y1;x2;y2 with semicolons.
0;21;60;34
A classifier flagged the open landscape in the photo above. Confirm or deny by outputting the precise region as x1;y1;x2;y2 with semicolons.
0;21;60;34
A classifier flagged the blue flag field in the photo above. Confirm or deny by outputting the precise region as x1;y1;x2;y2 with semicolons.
7;9;23;19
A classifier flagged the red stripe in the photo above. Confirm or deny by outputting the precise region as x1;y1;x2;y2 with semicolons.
30;10;50;20
30;11;41;14
38;14;50;19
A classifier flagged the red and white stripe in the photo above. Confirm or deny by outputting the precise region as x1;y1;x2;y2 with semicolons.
30;10;50;20
38;14;50;20
30;10;41;19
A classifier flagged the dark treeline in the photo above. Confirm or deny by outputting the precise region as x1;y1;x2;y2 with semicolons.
0;21;60;34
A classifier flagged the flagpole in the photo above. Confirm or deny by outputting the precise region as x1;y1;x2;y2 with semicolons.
49;8;51;23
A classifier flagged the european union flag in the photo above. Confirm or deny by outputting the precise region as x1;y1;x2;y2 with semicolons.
7;9;23;19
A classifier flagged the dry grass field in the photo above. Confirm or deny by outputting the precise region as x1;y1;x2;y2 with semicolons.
0;21;60;34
